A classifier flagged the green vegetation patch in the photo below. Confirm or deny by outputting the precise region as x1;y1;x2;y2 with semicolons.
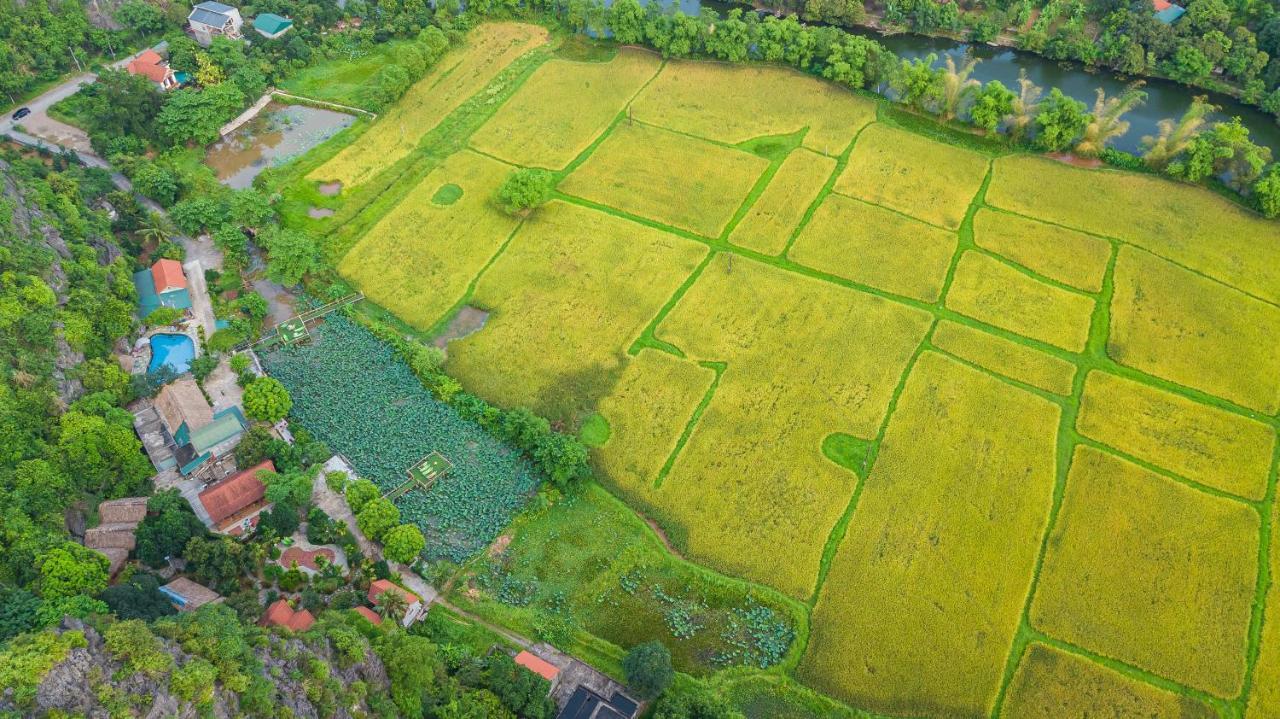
452;483;806;675
821;433;872;477
719;673;865;719
1076;371;1276;500
261;315;542;561
1109;246;1280;414
469;49;661;170
1247;499;1280;719
728;149;835;255
1003;643;1216;718
986;155;1280;304
431;183;463;205
445;201;707;425
1030;446;1259;698
972;209;1112;292
578;413;610;447
560;122;769;237
945;251;1095;352
789;193;958;302
801;352;1060;717
833;123;989;230
280;39;416;107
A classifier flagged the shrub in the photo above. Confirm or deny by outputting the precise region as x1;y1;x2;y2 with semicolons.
623;641;674;699
244;376;292;423
144;306;183;327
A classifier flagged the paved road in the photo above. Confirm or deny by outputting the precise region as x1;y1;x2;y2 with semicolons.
183;258;219;337
1;48;153;152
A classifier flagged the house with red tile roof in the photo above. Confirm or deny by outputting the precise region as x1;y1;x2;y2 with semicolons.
260;599;315;631
198;459;274;536
367;579;423;627
151;258;187;293
126;50;179;90
514;651;560;684
352;606;382;625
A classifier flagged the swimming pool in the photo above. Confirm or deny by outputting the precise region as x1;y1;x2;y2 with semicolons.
148;333;196;375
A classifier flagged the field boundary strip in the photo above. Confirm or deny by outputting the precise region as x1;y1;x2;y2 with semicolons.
652;360;725;490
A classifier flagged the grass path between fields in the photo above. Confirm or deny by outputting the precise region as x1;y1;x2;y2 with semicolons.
269;33;1280;718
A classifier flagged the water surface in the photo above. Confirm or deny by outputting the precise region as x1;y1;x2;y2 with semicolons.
207;102;355;189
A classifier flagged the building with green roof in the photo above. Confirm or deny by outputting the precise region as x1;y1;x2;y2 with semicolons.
253;13;293;39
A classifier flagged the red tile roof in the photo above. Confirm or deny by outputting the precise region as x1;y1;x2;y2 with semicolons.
368;579;420;606
352;606;382;624
151;258;186;293
1152;0;1173;9
514;651;560;681
198;460;273;525
260;599;315;631
127;50;172;84
279;546;336;571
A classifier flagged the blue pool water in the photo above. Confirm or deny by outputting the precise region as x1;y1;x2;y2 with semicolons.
148;333;196;375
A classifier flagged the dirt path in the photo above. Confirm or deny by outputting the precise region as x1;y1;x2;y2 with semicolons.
642;514;684;560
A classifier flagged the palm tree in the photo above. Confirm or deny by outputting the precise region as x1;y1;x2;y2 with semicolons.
376;589;408;624
138;218;171;246
939;54;981;121
1141;97;1216;169
1075;83;1147;157
1005;69;1042;142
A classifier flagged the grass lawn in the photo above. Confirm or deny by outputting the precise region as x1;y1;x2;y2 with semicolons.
279;40;415;107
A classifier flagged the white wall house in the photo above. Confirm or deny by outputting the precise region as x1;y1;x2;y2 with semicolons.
188;1;243;46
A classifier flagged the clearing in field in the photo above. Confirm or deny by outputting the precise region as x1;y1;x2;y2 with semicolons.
1109;246;1280;414
468;49;661;169
800;351;1060;717
1247;500;1280;719
1030;445;1258;698
629;60;876;155
788;192;958;302
728;149;836;255
1002;643;1215;718
337;150;519;329
444;201;707;424
832;123;988;230
590;349;716;512
930;319;1076;395
1076;370;1276;500
451;483;805;675
560;122;769;236
309;22;549;188
985;155;1280;304
945;251;1095;352
649;254;933;598
971;209;1111;292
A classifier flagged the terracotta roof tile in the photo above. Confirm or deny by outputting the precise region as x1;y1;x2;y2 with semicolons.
368;579;419;606
198;460;273;525
151;258;186;293
514;651;560;681
260;599;315;631
352;606;382;624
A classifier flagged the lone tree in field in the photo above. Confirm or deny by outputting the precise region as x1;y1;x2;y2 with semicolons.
243;376;292;423
495;168;556;216
623;640;674;699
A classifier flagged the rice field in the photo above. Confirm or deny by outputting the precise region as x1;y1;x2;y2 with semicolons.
833;123;989;230
337;150;520;329
629;60;876;156
445;200;706;423
310;22;550;188
789;192;958;301
1109;246;1280;414
986;155;1280;304
728;149;835;255
800;352;1060;716
310;34;1280;719
1030;446;1258;698
971;209;1112;292
1076;370;1276;500
468;48;661;169
1002;643;1215;718
930;319;1076;395
559;121;769;236
945;251;1096;352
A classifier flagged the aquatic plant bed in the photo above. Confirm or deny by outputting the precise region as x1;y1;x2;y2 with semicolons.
260;315;542;561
